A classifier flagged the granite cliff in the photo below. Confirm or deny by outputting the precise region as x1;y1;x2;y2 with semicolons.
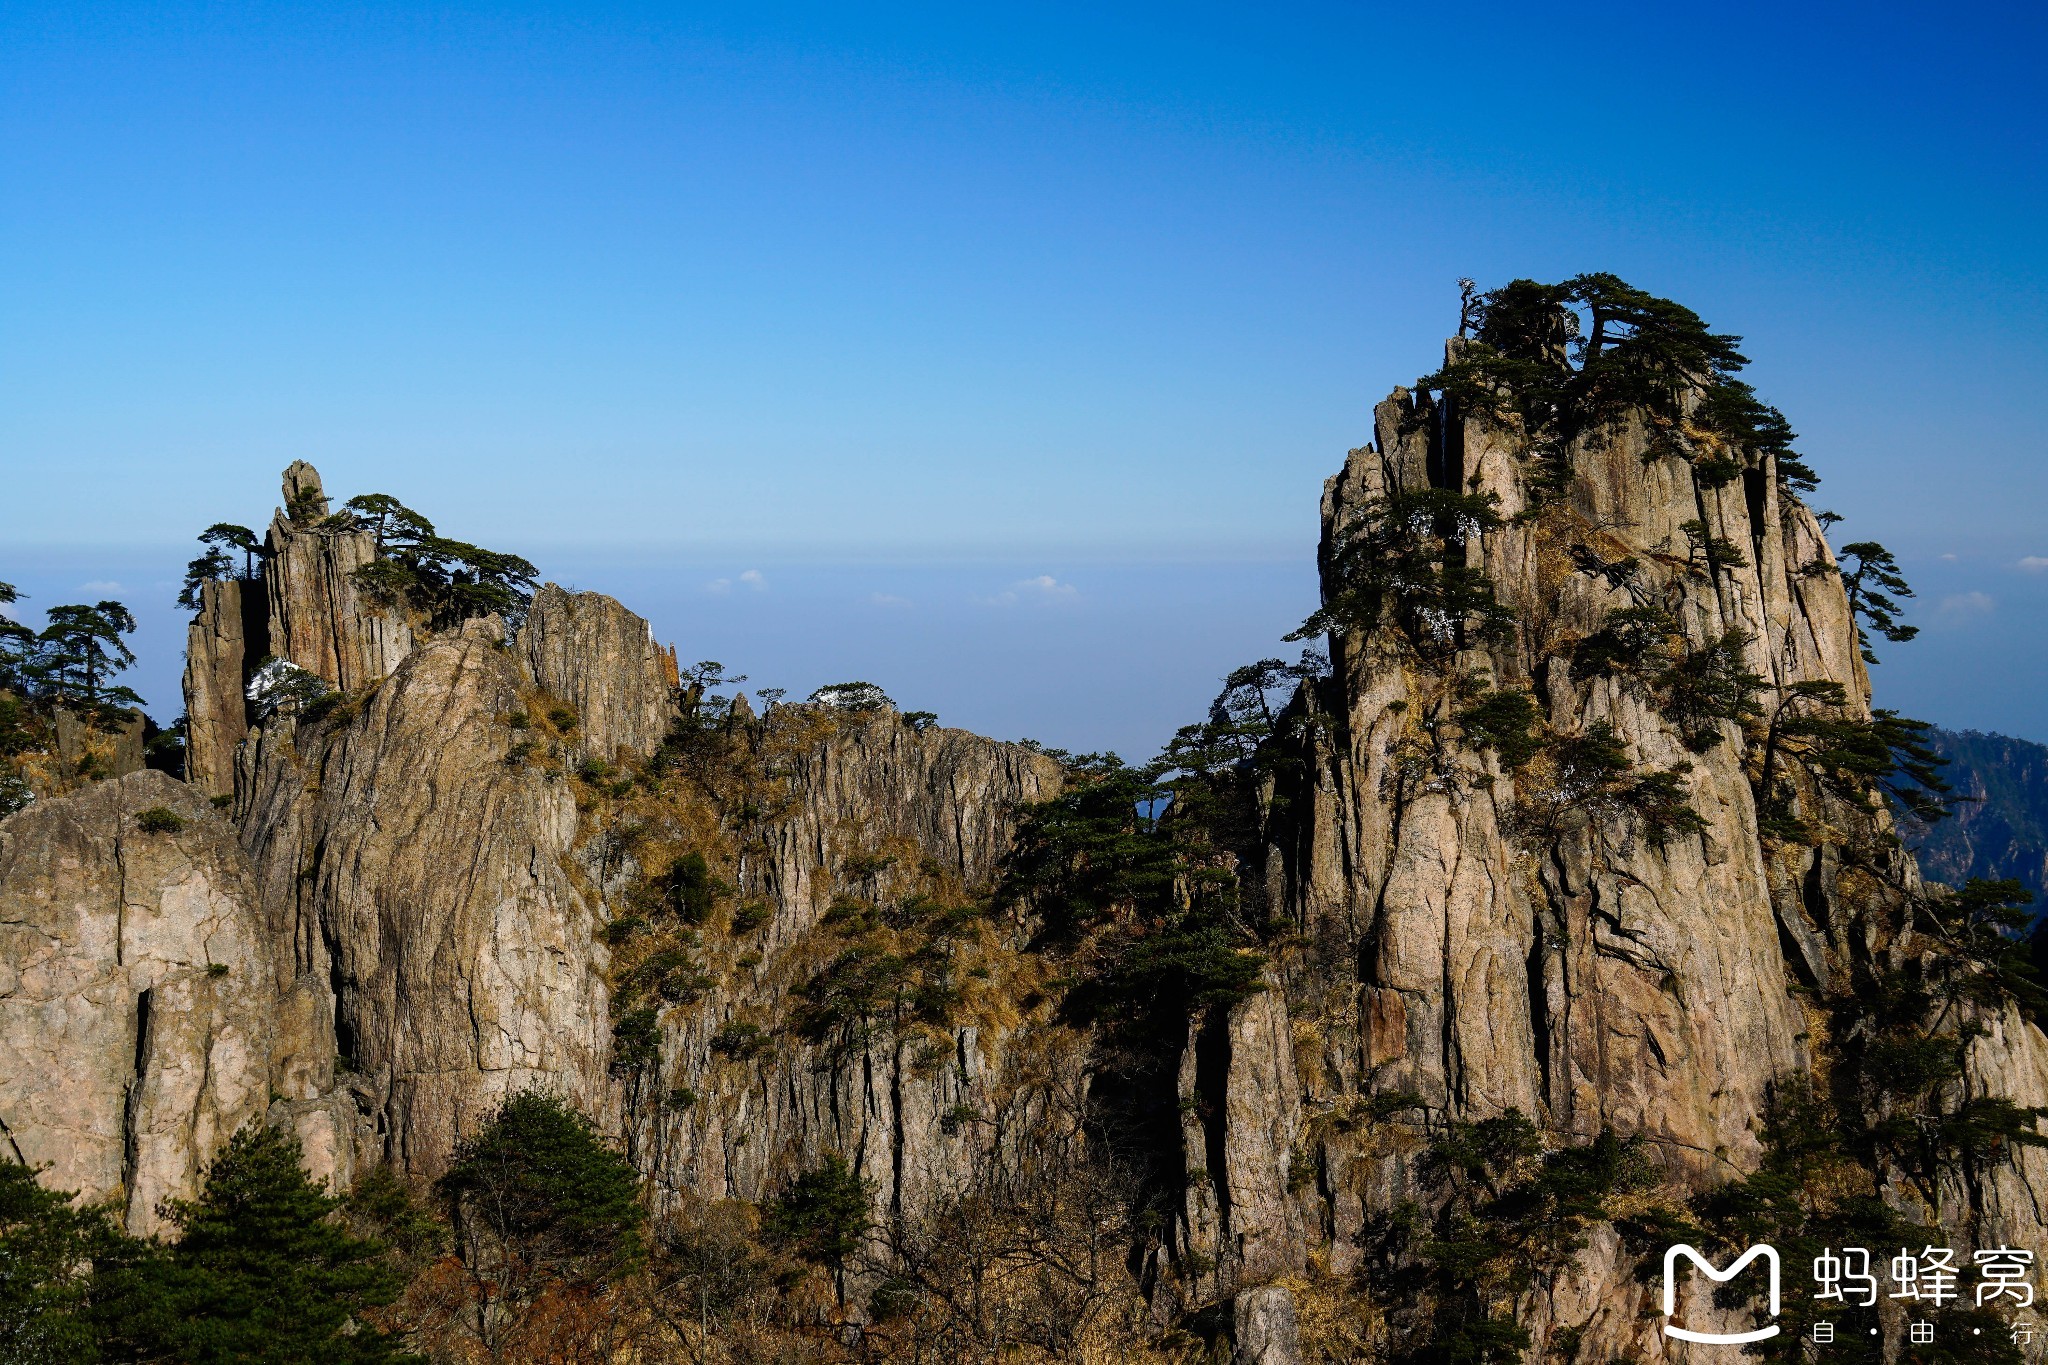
6;284;2047;1362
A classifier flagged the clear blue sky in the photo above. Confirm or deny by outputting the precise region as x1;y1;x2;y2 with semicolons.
3;2;2044;755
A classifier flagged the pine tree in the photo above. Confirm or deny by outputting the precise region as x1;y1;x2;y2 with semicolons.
1837;540;1920;663
436;1091;643;1349
91;1124;418;1364
177;524;263;610
34;602;142;719
0;1162;109;1364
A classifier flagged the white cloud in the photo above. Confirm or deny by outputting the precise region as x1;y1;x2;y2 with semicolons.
706;569;768;596
980;574;1078;607
1938;591;1995;618
869;592;912;608
79;580;123;593
1940;553;1959;562
2018;557;2048;572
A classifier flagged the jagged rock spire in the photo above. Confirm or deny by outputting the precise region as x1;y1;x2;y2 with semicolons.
281;460;329;523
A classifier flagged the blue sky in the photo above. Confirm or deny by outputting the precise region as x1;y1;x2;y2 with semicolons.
3;2;2044;755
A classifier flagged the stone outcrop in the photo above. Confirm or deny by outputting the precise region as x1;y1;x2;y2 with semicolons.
52;709;146;780
238;619;613;1179
1240;350;2048;1358
1233;1285;1304;1365
18;422;2048;1362
263;464;413;691
182;577;261;797
623;710;1063;1224
0;772;274;1233
520;583;677;761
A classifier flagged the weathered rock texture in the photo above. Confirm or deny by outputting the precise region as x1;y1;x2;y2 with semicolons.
521;583;678;761
0;772;274;1234
1238;350;2048;1359
182;577;262;797
263;465;413;692
18;425;2048;1362
239;619;614;1179
623;710;1063;1224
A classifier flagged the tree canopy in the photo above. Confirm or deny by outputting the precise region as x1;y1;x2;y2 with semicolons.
89;1124;418;1364
338;494;540;631
177;524;264;610
1423;273;1819;493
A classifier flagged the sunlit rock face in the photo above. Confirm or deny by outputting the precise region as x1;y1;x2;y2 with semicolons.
1245;348;2048;1360
0;771;276;1234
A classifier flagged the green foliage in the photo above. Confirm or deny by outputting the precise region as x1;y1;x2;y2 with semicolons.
677;660;748;723
1423;274;1816;497
1677;517;1749;573
1289;488;1516;655
245;657;330;721
1654;628;1765;750
0;1162;110;1363
1454;688;1544;769
344;1165;446;1268
27;602;143;720
1365;1113;1652;1365
730;901;770;934
794;942;912;1043
177;524;263;611
1106;919;1265;1019
1758;681;1953;833
1696;378;1817;491
142;714;186;773
1837;540;1919;663
762;1155;873;1270
340;493;540;631
710;1021;768;1060
902;710;939;732
91;1124;417;1364
610;1007;661;1073
0;772;31;819
1516;722;1705;849
1564;609;1679;679
135;806;185;835
1155;648;1327;847
437;1091;644;1290
996;755;1180;941
661;852;716;925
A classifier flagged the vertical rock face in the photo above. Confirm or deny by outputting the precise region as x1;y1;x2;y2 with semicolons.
182;576;261;797
264;465;413;691
1251;353;2048;1358
607;709;1062;1233
519;583;677;761
0;772;274;1234
239;621;614;1179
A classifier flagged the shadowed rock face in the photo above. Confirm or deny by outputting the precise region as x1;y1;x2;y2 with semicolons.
0;772;274;1234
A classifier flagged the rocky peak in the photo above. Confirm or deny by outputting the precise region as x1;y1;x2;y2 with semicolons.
518;583;679;761
281;459;330;523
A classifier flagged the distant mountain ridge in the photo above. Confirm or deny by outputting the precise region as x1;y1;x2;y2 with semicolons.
1906;727;2048;904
